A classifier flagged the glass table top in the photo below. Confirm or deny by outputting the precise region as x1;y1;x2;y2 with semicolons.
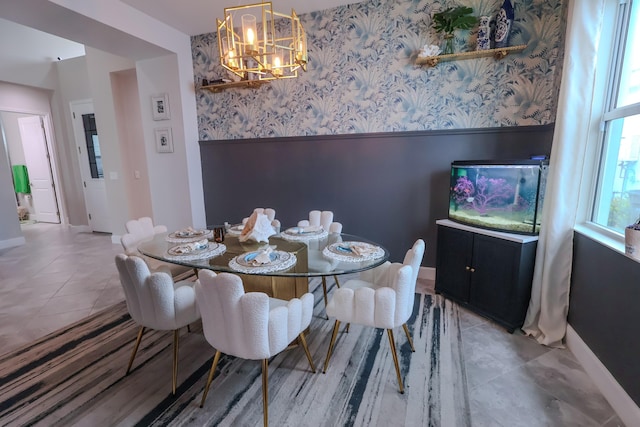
137;231;389;277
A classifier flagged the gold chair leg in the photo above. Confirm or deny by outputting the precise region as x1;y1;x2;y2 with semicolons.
262;359;269;427
172;329;180;395
200;350;221;407
387;329;404;394
323;320;341;373
126;326;145;375
333;275;340;288
321;276;329;319
187;324;191;333
298;333;316;373
321;276;328;305
403;323;415;352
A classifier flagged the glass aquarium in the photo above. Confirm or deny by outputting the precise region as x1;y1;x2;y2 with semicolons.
448;159;549;235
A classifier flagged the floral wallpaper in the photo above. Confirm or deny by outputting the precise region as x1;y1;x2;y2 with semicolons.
191;0;566;140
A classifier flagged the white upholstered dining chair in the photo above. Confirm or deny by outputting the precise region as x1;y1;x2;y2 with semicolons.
297;209;342;234
195;270;316;427
115;254;201;395
322;239;425;393
120;216;193;279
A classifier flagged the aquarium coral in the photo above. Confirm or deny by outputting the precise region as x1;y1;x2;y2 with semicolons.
453;176;517;215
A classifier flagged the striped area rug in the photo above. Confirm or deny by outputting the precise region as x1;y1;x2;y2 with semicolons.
0;279;470;426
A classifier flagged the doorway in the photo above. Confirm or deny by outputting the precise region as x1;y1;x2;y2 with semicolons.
0;111;62;224
17;115;61;223
70;100;110;233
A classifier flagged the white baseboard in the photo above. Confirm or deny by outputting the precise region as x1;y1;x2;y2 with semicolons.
0;236;26;250
565;325;640;426
418;266;435;281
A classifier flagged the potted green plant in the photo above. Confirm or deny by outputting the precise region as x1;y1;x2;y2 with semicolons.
432;6;477;55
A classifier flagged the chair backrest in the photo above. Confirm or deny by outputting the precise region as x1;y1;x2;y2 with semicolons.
393;239;425;325
121;217;167;254
303;210;343;233
115;254;197;330
195;270;312;360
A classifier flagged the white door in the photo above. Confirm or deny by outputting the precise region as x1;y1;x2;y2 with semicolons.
71;101;110;233
18;116;60;223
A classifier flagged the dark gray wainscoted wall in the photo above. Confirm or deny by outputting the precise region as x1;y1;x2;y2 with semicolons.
570;231;640;406
200;124;554;266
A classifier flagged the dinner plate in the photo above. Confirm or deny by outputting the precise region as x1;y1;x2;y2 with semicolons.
324;241;385;262
280;226;328;241
169;229;208;239
284;227;324;236
168;241;215;256
226;224;245;235
166;229;213;243
229;250;297;274
327;241;375;256
235;250;292;267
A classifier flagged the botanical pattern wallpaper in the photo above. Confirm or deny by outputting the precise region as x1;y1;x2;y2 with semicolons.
192;0;566;140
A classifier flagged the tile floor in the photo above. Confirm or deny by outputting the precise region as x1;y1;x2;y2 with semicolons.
0;223;626;426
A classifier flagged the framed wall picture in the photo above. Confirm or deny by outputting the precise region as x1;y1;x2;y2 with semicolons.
151;93;170;120
154;127;173;153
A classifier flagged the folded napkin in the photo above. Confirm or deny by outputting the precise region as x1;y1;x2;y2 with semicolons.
251;245;276;266
348;243;378;256
173;239;209;254
176;226;199;237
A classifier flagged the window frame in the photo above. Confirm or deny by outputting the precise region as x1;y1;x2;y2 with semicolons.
577;0;640;250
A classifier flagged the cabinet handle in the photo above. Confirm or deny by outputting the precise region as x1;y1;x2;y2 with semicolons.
470;267;475;272
465;266;475;272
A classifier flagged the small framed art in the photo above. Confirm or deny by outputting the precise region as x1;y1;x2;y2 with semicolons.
151;93;170;120
154;127;173;153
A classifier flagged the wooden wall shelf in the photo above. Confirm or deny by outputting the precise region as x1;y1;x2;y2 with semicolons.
416;44;527;67
201;80;270;93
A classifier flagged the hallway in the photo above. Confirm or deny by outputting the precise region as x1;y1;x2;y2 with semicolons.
0;222;123;354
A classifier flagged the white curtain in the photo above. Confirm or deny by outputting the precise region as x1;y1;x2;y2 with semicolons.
522;0;606;347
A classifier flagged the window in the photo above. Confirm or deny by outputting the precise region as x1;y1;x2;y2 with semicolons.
591;0;640;233
82;113;102;179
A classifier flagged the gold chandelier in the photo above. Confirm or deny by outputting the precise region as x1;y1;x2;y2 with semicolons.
217;2;307;81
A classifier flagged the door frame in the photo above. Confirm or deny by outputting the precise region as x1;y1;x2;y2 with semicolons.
18;115;61;223
0;107;67;225
70;99;111;233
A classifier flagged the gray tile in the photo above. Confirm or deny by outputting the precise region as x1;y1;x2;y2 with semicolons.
457;303;490;331
602;414;627;427
521;349;617;425
462;320;551;390
38;290;104;316
469;366;602;427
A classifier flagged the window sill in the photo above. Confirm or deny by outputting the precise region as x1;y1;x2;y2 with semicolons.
573;223;637;262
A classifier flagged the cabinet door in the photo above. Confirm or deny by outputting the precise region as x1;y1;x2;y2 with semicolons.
469;234;521;319
435;226;474;302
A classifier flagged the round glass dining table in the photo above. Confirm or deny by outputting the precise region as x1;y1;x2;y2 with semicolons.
137;230;389;301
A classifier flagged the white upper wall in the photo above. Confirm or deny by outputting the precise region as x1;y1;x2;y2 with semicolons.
0;18;85;89
0;0;205;237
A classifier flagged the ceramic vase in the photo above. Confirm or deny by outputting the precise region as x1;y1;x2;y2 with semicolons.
494;0;514;48
476;16;491;51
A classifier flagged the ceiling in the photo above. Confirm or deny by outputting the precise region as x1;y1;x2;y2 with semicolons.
122;0;363;36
